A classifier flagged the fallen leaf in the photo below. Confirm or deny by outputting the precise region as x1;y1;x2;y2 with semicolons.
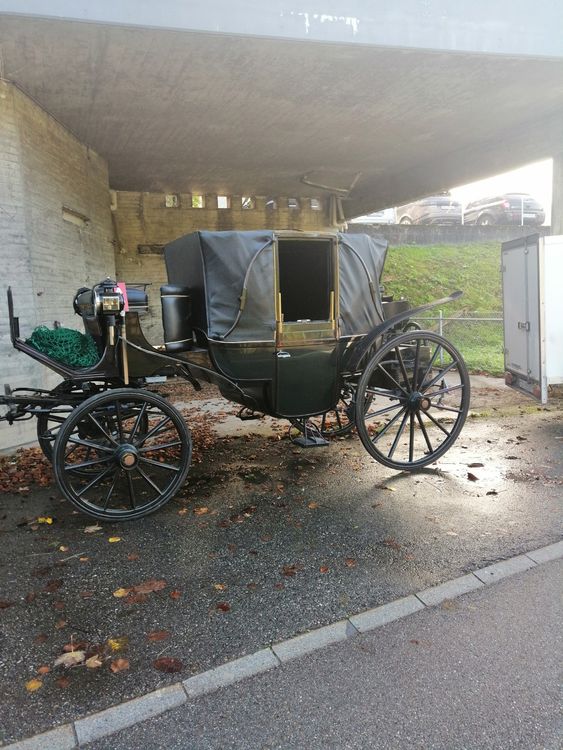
37;517;53;525
319;566;329;574
307;502;319;509
63;641;87;652
282;564;301;577
25;592;37;604
467;462;484;468
56;676;71;688
194;507;209;516
274;582;285;590
213;583;226;591
52;600;65;611
34;633;48;644
467;472;479;482
344;558;357;567
80;590;94;599
154;657;183;673
54;650;85;668
84;524;102;534
127;553;140;561
0;600;15;608
55;619;67;629
216;602;231;612
79;556;89;562
124;592;148;605
177;508;189;516
110;658;130;673
486;490;498;496
446;531;458;537
113;587;131;598
169;590;182;600
147;630;170;642
383;538;401;550
382;485;396;492
59;545;69;552
107;636;129;652
133;579;166;594
37;666;50;675
25;678;43;692
108;536;121;543
85;655;103;669
43;579;63;593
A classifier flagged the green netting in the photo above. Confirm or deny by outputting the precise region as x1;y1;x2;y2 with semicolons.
26;326;99;368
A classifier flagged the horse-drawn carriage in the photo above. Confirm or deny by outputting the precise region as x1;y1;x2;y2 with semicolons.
0;231;469;520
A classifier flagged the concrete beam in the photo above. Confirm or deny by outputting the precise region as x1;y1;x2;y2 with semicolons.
1;1;563;58
551;152;563;235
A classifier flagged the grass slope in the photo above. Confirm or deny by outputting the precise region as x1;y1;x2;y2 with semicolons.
381;243;504;375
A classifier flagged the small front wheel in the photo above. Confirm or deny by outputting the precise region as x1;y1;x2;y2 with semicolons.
53;389;191;521
355;331;470;470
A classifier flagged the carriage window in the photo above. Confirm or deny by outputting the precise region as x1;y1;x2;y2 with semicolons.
217;195;230;209
278;239;332;322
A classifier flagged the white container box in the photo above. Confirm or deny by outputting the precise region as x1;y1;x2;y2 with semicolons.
501;234;563;403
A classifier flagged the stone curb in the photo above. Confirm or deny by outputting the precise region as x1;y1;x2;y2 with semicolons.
525;540;563;564
74;684;187;746
416;573;484;606
4;540;561;749
348;594;424;633
272;619;357;662
2;724;76;750
183;648;280;697
473;553;536;584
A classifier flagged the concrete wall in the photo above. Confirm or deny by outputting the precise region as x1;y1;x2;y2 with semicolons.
348;223;552;246
0;82;115;450
113;191;331;342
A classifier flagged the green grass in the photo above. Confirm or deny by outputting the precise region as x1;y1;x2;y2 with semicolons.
382;243;504;375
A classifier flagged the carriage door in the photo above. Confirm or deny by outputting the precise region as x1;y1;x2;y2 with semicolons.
274;237;339;417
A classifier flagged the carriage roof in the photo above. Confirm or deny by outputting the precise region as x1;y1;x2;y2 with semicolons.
164;230;387;342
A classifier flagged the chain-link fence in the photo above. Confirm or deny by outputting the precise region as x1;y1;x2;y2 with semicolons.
411;311;504;375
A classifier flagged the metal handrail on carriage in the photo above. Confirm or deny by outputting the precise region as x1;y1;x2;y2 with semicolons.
0;231;470;521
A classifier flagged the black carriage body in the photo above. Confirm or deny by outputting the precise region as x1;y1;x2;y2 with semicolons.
163;231;388;418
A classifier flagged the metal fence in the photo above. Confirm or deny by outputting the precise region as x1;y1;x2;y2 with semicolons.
411;311;504;375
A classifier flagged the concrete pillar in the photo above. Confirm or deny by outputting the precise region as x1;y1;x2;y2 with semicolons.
551;153;563;235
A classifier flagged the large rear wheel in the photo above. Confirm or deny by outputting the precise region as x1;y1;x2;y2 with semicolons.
355;331;470;470
53;389;191;521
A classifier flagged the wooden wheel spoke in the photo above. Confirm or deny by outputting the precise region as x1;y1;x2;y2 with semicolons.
138;440;183;454
427;383;464;398
372;406;407;445
408;412;415;463
129;402;148;442
412;338;422;391
420;360;457;392
364;402;403;419
87;412;119;446
376;364;410;397
136;466;163;495
64;455;114;471
75;465;116;497
137;416;172;446
67;436;114;453
395;347;412;392
424;410;451;437
102;472;120;511
138;456;181;473
387;410;409;459
415;411;433;453
126;472;137;509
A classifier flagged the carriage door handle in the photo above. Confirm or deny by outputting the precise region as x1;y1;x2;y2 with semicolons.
277;351;291;359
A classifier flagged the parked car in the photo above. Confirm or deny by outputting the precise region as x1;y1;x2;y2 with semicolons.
349;208;396;224
463;193;545;226
396;195;462;225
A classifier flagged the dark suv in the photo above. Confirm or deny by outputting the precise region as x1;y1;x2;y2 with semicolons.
463;193;545;226
395;195;462;225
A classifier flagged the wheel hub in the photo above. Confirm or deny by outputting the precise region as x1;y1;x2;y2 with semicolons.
407;391;431;412
115;444;138;470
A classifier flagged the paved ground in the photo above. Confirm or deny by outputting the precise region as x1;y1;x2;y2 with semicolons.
87;559;563;750
0;378;561;744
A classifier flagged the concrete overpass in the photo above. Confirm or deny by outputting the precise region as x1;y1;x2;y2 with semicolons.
1;1;563;218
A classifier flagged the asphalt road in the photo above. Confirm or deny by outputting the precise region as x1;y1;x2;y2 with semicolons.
0;406;561;744
87;558;563;750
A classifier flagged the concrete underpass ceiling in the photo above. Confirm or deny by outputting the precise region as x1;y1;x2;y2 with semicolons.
1;15;563;218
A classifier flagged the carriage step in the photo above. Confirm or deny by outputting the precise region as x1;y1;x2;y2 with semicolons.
290;419;330;448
